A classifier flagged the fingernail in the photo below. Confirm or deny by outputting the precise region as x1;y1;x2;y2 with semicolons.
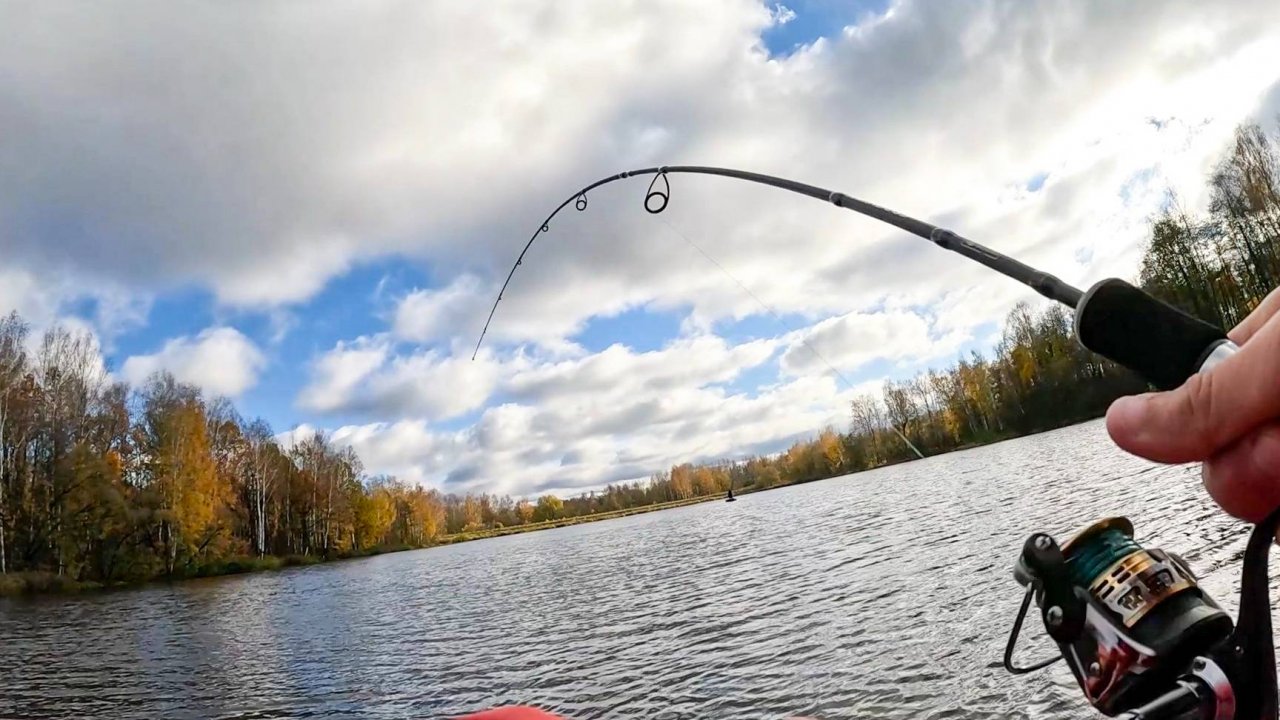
1107;395;1163;454
1110;395;1144;422
1108;395;1148;433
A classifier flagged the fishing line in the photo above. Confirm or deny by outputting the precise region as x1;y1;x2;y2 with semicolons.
654;214;926;460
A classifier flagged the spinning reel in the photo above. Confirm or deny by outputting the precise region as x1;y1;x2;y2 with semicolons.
1005;511;1280;719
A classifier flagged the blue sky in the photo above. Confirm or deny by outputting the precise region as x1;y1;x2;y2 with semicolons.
761;0;891;56
100;258;433;432
4;0;1280;497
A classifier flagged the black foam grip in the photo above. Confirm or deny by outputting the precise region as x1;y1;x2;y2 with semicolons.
1075;279;1226;391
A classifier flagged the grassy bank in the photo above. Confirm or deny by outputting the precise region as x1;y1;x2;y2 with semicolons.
0;546;420;598
0;572;104;596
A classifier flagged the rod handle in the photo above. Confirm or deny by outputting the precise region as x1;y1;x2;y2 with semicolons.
1074;278;1238;390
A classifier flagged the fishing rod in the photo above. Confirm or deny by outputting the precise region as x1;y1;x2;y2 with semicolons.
482;165;1277;719
477;166;1074;355
474;165;1237;391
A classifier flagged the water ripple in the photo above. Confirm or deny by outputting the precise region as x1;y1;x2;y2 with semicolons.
0;420;1268;719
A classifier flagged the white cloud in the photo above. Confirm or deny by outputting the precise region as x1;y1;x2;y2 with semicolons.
6;1;1280;496
4;0;1274;322
506;335;777;402
297;335;505;420
295;323;867;495
295;338;390;413
390;273;593;355
122;327;266;397
394;275;487;345
0;268;149;349
293;0;1280;495
778;309;967;377
364;351;504;419
316;369;868;498
0;269;59;329
301;329;778;420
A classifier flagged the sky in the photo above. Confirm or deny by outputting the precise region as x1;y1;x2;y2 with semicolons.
4;0;1280;498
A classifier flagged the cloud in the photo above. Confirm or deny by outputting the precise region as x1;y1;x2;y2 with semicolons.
300;328;777;421
363;351;504;419
4;0;1273;325
121;327;266;397
7;1;1280;496
294;325;856;495
314;369;865;498
0;268;150;348
778;309;967;377
289;0;1280;495
506;335;777;402
0;269;60;329
297;335;504;420
394;275;488;345
295;337;390;413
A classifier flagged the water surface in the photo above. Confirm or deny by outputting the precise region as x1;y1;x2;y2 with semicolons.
0;420;1265;719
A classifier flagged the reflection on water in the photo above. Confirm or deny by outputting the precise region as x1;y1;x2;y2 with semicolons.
0;420;1265;719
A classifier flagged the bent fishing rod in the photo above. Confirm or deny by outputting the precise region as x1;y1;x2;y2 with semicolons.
483;166;1277;720
474;165;1238;390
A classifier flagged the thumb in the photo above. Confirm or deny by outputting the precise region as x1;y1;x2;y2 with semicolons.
1106;315;1280;464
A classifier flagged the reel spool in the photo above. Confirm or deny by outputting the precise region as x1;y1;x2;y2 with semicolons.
1063;518;1211;629
1005;512;1280;720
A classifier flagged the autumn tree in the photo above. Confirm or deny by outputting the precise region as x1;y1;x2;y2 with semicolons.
135;373;225;575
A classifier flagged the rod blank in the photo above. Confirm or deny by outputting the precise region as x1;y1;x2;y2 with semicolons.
474;166;1083;358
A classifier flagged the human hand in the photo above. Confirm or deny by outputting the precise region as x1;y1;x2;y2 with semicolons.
1106;287;1280;522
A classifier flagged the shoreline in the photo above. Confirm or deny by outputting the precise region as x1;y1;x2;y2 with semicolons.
1;414;1106;599
434;494;729;544
0;494;752;598
0;547;407;598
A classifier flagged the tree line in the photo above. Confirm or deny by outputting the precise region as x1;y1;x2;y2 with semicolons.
0;325;461;585
2;123;1277;589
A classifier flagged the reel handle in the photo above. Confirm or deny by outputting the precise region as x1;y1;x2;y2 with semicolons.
1074;278;1238;390
1114;682;1207;720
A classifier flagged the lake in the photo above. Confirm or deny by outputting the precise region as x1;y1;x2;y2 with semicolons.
0;420;1264;719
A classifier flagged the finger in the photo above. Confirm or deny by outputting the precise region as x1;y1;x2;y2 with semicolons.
1229;286;1280;345
1106;312;1280;463
1202;421;1280;523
